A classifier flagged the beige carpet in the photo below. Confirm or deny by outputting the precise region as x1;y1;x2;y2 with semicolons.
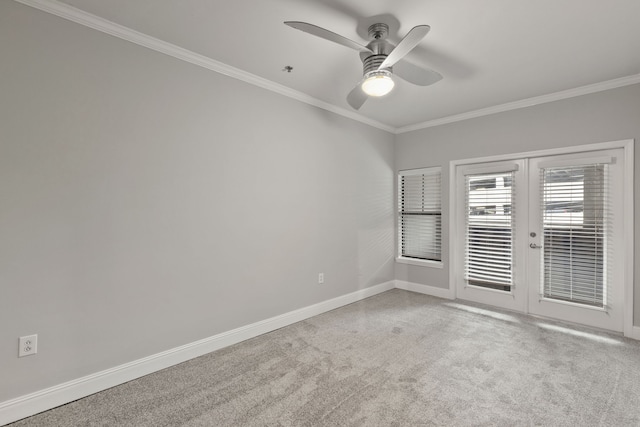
9;289;640;426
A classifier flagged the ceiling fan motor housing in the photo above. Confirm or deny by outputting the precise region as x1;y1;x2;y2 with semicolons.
362;23;394;76
368;23;389;40
363;55;391;75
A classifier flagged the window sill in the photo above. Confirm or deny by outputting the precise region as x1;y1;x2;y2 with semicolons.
396;257;443;269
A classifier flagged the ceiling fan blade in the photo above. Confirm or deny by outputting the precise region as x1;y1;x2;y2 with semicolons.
346;80;368;110
378;25;430;70
284;21;372;53
394;60;442;86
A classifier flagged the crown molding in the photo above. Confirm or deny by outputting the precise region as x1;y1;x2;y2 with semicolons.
12;0;640;136
13;0;396;134
396;73;640;134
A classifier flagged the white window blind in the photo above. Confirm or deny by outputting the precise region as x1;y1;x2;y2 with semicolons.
464;171;515;290
398;168;441;262
540;164;608;308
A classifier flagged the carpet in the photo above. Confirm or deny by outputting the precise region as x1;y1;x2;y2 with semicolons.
9;289;640;426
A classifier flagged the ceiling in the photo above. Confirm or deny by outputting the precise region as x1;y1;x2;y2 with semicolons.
31;0;640;131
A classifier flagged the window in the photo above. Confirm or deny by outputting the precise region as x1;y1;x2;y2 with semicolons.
540;163;607;307
470;178;496;191
470;205;497;216
465;171;516;291
397;167;442;265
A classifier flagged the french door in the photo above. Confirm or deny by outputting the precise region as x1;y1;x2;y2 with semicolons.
454;147;626;331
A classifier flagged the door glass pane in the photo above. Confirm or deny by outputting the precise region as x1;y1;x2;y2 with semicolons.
464;172;515;291
540;164;606;307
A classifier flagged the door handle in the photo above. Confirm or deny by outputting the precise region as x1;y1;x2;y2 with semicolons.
529;243;542;249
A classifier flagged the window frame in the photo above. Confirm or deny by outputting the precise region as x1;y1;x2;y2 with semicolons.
396;166;443;269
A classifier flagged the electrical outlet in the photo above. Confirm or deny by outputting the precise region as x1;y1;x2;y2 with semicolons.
19;334;37;357
318;273;324;284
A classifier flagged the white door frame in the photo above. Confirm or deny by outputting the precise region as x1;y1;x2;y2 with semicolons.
449;139;636;338
453;159;528;313
527;149;624;331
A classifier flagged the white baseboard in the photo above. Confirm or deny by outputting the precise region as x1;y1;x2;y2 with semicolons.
394;280;455;300
0;281;395;426
626;325;640;341
394;280;640;341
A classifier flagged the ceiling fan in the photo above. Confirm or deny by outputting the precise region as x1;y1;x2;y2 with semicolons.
284;21;442;110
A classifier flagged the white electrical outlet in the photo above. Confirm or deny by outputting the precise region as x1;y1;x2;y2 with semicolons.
19;334;38;357
318;273;324;284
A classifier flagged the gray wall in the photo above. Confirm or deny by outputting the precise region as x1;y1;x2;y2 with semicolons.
395;83;640;326
0;2;395;401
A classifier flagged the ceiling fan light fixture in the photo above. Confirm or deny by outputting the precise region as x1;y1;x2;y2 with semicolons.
361;70;395;97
